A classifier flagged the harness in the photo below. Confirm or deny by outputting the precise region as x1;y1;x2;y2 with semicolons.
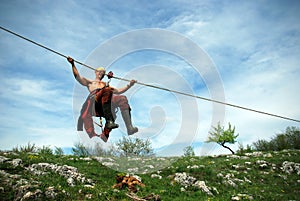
77;75;115;133
77;87;105;132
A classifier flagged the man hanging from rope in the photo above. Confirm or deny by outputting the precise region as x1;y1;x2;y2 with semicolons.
67;57;138;142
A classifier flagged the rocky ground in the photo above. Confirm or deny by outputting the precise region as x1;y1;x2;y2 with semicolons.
0;150;299;200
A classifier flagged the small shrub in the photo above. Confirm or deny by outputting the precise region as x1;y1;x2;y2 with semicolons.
72;143;90;157
13;142;37;153
54;147;64;156
38;145;53;155
236;142;253;155
116;137;154;157
183;145;195;157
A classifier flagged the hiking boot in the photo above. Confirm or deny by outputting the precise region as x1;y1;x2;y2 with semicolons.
121;109;138;135
105;120;119;130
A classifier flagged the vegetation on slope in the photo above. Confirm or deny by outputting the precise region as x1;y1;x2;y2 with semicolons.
1;147;299;200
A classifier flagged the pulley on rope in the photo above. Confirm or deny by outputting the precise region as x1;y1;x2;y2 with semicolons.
106;71;114;86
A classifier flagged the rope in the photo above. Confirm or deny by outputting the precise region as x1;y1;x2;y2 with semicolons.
0;25;96;71
113;76;300;123
1;25;299;123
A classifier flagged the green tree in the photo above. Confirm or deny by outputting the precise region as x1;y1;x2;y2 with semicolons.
284;126;300;149
183;145;195;157
116;137;153;157
252;139;270;151
206;122;239;154
252;126;300;151
270;134;288;151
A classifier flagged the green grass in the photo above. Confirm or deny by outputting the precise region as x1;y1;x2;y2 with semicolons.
1;149;299;200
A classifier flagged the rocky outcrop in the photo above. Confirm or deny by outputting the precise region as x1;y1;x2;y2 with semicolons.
26;163;94;186
0;153;94;200
171;172;216;196
281;161;300;175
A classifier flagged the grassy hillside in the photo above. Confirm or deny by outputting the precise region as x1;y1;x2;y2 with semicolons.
0;149;299;201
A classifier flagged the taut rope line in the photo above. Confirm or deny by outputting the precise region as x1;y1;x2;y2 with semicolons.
1;25;299;123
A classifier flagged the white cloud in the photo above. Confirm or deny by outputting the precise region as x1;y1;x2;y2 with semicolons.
0;77;77;149
0;0;299;155
26;127;78;148
1;77;72;112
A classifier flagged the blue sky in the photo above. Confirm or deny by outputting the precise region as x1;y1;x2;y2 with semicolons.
0;0;299;156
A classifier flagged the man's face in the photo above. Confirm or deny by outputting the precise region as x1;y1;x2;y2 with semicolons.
95;70;105;79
